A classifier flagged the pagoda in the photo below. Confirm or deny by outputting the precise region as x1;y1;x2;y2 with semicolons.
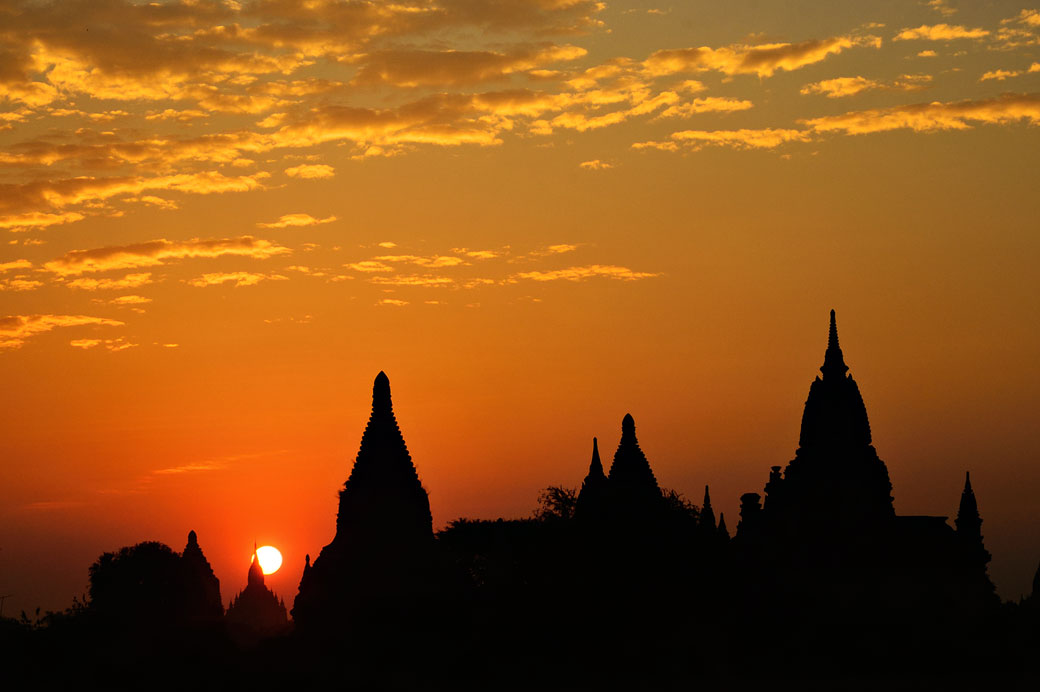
225;544;288;636
607;413;663;511
292;372;436;634
180;530;223;619
762;310;895;533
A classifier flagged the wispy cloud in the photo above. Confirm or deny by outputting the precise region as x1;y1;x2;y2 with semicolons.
802;92;1040;134
895;24;990;41
45;236;289;276
284;164;336;179
1;314;123;349
257;213;338;229
186;272;288;288
514;265;661;282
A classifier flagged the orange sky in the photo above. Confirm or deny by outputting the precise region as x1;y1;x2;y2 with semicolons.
2;0;1040;616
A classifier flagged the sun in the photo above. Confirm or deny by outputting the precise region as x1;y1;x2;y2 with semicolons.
252;545;283;575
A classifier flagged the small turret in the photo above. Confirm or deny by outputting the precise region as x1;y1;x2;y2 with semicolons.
576;437;609;519
700;485;716;531
717;513;730;542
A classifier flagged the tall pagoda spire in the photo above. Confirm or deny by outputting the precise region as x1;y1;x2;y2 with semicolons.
588;437;603;478
797;310;873;450
248;542;265;588
955;471;982;539
821;309;849;379
700;485;716;530
576;437;609;518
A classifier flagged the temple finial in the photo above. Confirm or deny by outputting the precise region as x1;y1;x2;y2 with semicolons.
964;470;972;492
821;309;849;378
373;371;392;413
622;413;635;436
590;437;602;472
248;542;265;586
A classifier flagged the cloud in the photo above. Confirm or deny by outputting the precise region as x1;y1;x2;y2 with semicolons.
186;272;288;288
894;24;990;41
642;35;881;78
655;96;754;118
980;69;1022;81
109;295;152;305
352;45;587;87
802;92;1040;134
638;128;812;151
513;265;660;281
0;314;123;349
1013;10;1040;28
377;241;397;248
372;254;468;268
377;298;409;306
285;164;335;179
453;248;507;259
801;75;932;98
346;260;394;273
0;172;268;228
0;259;32;272
152;463;224;476
66;273;153;291
370;275;457;287
0;211;86;232
0;278;43;292
45;236;289;275
926;0;957;18
579;159;613;170
69;337;136;352
257;213;338;228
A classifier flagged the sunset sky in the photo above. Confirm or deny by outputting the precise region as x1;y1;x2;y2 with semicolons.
2;0;1039;615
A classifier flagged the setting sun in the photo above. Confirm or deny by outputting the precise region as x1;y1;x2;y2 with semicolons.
252;546;283;575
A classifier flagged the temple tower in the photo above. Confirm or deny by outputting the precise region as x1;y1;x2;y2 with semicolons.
334;371;433;548
576;437;609;519
180;530;223;619
607;414;662;502
700;485;716;531
773;310;895;529
226;544;288;637
293;372;437;634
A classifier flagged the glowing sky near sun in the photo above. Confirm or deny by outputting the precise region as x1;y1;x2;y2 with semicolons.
1;1;1039;617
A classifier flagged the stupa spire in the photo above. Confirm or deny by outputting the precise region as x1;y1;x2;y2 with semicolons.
248;542;265;587
956;471;982;538
373;370;392;415
700;485;716;530
821;309;849;378
588;437;603;478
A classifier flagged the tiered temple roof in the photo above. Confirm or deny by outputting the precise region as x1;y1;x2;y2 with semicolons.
608;414;662;499
226;544;288;635
334;371;433;548
181;530;223;619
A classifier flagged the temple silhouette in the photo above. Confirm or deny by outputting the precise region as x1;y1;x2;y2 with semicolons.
292;371;448;638
732;311;997;620
7;312;1038;686
225;544;288;640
